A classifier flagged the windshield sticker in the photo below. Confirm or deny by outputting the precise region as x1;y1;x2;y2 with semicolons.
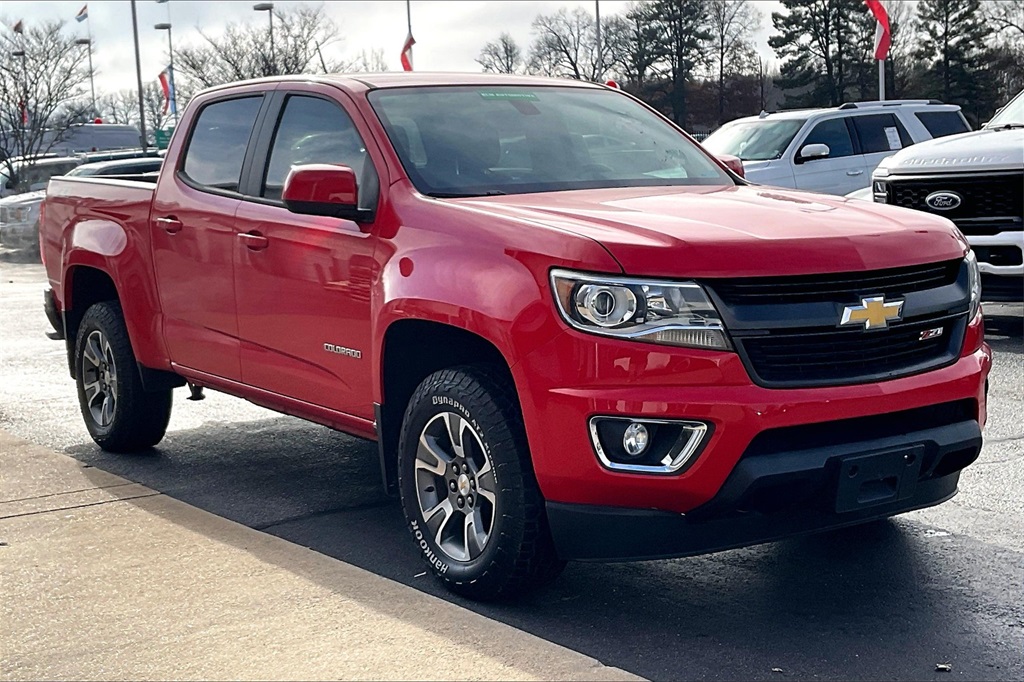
479;91;539;101
884;127;902;150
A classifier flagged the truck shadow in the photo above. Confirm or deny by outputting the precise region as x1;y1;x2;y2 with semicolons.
66;414;1024;681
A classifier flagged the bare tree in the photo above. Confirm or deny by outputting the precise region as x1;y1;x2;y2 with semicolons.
344;48;389;73
174;5;347;89
604;3;668;91
984;0;1024;37
0;19;91;179
704;0;761;125
528;7;603;80
477;33;524;74
96;90;138;126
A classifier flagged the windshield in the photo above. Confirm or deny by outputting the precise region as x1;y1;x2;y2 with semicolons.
987;90;1024;127
702;119;806;161
368;86;731;197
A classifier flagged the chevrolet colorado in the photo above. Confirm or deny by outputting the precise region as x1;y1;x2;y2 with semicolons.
40;74;991;600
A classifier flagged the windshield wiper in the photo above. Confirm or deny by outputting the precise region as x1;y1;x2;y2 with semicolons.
984;122;1024;130
427;190;507;198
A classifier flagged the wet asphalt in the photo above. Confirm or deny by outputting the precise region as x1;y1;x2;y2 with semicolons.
1;251;1022;681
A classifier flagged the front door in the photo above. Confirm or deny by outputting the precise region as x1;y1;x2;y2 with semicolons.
151;95;265;380
233;92;380;419
792;118;868;195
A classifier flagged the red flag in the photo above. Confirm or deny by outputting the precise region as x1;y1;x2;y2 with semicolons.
12;19;24;34
400;32;415;72
18;100;28;125
865;0;890;60
158;69;171;114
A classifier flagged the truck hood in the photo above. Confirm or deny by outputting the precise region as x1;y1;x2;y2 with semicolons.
452;185;968;278
0;190;45;208
877;128;1024;175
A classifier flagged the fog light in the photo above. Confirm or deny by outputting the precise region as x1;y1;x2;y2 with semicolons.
589;417;713;475
623;422;649;456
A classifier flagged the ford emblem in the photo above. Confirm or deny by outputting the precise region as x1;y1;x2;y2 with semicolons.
924;191;962;211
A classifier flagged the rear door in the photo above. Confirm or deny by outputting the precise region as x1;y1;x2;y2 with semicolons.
850;113;913;179
232;86;384;419
151;92;268;381
791;117;866;195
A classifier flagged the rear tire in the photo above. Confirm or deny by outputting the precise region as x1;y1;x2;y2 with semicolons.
75;301;172;452
397;365;565;600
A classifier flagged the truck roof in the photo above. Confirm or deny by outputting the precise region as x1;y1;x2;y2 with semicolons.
199;72;605;97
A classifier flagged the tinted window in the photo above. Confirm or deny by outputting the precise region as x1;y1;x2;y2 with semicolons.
261;95;376;208
703;119;806;161
852;114;912;153
915;111;970;138
370;86;730;197
802;119;855;158
182;97;262;192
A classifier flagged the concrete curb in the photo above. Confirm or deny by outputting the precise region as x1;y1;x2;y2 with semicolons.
0;431;640;681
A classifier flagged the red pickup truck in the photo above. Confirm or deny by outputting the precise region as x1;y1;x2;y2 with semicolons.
41;74;991;600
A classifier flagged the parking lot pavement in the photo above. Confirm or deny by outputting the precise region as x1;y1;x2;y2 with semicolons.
2;253;1023;681
0;432;637;682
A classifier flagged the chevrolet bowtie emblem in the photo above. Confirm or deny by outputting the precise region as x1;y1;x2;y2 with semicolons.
840;295;904;330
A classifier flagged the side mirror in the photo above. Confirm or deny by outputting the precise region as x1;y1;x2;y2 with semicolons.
282;164;371;222
797;143;830;163
715;153;745;178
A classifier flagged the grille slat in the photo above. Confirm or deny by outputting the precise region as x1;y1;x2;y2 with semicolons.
708;260;960;306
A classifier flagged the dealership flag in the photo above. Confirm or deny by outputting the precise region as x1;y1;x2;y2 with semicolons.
158;66;176;115
865;0;891;60
75;5;88;23
400;31;415;71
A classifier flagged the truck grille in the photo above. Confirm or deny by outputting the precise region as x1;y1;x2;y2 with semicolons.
708;260;960;306
738;315;963;386
704;260;970;388
884;172;1023;235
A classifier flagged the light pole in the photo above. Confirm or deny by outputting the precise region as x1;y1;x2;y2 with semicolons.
253;3;275;75
154;23;178;126
11;49;28;157
74;38;97;117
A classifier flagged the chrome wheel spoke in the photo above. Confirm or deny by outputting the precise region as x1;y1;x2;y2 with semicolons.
83;380;102;405
475;460;497;506
443;412;467;459
100;395;114;426
83;335;103;369
416;433;450;476
424;498;454;546
464;509;486;559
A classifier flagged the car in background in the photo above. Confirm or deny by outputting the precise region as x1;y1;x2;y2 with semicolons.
1;156;82;198
41;123;142;156
871;89;1024;306
0;156;162;253
702;100;970;195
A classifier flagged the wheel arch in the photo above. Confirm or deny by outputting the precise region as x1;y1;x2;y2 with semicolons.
376;319;517;495
63;265;120;379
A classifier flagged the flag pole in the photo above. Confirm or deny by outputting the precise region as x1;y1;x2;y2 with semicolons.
130;0;148;151
878;59;885;101
406;0;413;68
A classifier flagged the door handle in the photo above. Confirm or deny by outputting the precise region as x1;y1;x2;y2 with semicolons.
155;216;183;234
238;231;269;251
846;170;865;176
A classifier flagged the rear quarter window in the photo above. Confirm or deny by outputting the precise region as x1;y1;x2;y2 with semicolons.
181;96;263;193
915;111;971;138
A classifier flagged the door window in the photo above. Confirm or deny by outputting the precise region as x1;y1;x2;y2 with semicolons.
852;114;912;153
801;119;855;158
261;95;378;209
915;111;971;138
181;96;262;192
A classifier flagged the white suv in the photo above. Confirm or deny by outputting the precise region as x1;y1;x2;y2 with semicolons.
702;100;970;195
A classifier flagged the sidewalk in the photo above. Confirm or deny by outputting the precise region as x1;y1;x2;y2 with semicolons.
0;431;638;681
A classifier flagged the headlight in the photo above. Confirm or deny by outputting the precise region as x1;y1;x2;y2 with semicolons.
966;250;981;320
550;269;731;350
872;179;887;203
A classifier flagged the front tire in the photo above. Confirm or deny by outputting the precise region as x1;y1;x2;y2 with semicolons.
75;301;172;452
397;366;564;600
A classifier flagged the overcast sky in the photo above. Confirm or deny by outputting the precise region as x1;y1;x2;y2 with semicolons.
2;1;784;96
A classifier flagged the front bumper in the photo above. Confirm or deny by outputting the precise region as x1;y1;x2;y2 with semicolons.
0;220;39;248
513;313;990;518
548;414;979;561
970;231;1023;302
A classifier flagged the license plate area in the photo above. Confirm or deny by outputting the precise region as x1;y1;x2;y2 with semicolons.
835;445;924;514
